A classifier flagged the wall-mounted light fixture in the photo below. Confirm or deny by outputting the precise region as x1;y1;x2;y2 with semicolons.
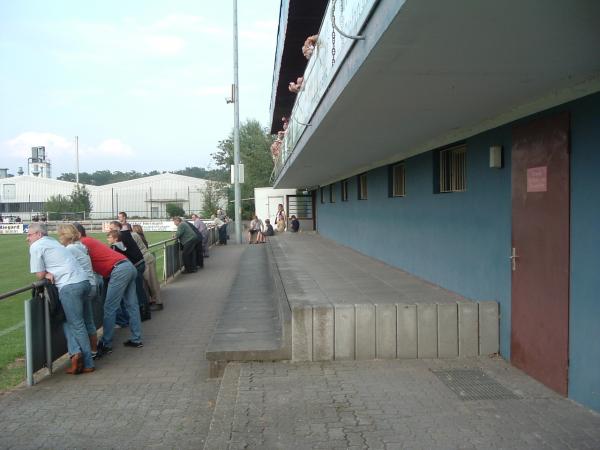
490;145;503;169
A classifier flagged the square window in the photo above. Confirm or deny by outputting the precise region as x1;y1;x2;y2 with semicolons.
439;145;466;193
389;163;405;197
357;173;368;200
341;179;349;201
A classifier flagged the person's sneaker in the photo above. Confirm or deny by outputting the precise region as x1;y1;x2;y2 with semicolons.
123;340;143;348
96;341;112;357
150;303;163;311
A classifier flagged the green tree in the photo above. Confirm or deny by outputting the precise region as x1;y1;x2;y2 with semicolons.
166;203;185;218
201;180;227;218
58;170;162;185
70;185;93;218
43;185;93;220
211;119;274;219
175;166;228;182
43;194;73;220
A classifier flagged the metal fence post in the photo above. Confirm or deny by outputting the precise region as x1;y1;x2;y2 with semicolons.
163;241;167;283
24;301;34;386
44;298;53;374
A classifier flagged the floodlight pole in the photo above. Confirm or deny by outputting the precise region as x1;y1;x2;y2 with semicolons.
75;136;80;187
232;0;242;244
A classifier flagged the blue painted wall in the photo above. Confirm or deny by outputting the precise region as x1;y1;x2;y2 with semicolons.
569;93;600;412
315;92;600;412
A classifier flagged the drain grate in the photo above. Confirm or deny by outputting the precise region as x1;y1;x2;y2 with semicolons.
431;369;520;401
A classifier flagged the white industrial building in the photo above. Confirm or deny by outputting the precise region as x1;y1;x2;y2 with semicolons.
0;172;224;220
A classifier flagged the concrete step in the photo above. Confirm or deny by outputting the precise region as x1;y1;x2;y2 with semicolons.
205;244;291;377
291;301;499;361
268;234;499;362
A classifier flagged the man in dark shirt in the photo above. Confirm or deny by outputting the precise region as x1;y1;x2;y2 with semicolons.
290;215;300;232
174;216;200;273
109;221;150;321
80;233;143;354
263;219;274;236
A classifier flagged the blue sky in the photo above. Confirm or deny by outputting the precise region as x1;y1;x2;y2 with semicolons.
0;0;281;176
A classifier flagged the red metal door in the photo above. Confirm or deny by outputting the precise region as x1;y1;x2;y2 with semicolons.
511;112;570;396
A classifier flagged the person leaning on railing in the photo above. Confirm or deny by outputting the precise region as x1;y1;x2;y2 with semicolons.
173;216;200;273
191;213;209;258
108;221;151;322
27;222;94;374
76;223;144;356
56;223;99;359
131;224;163;311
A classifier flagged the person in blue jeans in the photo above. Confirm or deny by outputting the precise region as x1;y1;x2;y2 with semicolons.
80;234;144;355
98;259;142;354
27;223;94;374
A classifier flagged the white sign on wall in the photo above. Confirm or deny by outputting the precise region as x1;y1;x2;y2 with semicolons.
0;224;24;234
101;221;177;232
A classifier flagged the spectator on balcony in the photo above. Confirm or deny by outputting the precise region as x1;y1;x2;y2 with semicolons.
27;222;94;374
56;223;99;359
79;228;144;355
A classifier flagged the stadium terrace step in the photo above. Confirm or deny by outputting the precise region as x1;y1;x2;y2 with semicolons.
269;233;499;362
206;243;291;377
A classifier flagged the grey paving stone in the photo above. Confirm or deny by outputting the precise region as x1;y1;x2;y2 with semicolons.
0;244;245;450
207;357;600;450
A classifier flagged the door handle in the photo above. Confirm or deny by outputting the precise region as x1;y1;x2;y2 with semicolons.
509;247;519;271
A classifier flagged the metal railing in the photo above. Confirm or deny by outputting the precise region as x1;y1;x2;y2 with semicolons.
274;0;378;180
0;223;223;388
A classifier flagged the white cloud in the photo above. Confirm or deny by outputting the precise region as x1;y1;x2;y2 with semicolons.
239;20;278;47
3;133;134;165
93;139;134;157
152;14;203;31
5;132;74;158
143;35;186;55
191;86;230;97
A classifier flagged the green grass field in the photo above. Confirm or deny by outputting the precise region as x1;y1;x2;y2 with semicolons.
0;231;174;389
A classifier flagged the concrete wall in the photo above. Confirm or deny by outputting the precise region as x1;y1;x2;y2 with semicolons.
316;130;513;358
292;302;499;362
315;92;600;412
569;93;600;412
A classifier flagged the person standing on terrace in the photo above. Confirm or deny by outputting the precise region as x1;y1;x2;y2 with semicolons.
173;216;199;273
56;223;99;360
27;223;94;374
191;213;209;257
117;211;132;231
78;226;144;355
275;203;286;233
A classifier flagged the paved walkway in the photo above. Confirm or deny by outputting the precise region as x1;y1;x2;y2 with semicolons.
0;244;245;450
207;357;600;449
270;233;468;306
1;235;600;450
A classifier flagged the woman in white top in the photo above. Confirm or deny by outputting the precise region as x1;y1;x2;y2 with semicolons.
248;214;263;244
57;223;98;358
275;203;286;233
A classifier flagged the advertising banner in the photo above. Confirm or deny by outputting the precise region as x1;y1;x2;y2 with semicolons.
0;224;24;234
101;221;177;232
